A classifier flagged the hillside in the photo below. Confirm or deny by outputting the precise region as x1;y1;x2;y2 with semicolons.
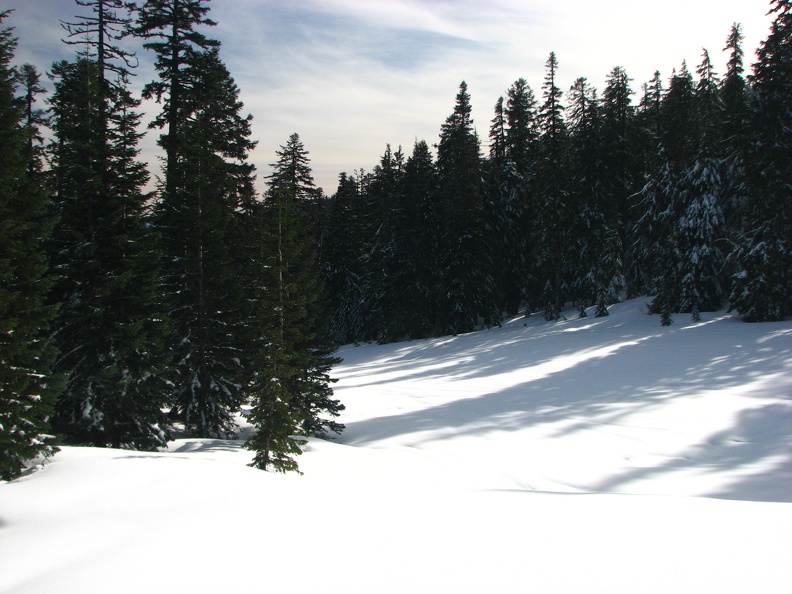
1;299;791;593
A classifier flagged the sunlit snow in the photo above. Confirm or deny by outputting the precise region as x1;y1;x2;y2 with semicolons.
2;299;791;593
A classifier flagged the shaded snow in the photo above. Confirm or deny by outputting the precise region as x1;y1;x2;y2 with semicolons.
1;299;791;593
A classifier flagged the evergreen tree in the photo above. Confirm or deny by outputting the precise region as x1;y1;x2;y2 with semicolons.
676;156;726;320
48;47;169;448
672;49;727;320
628;71;665;297
0;13;64;480
159;48;255;437
435;81;497;334
324;172;366;344
694;49;723;147
567;76;619;316
632;147;679;325
504;78;539;178
129;0;219;198
485;81;539;316
660;62;697;169
390;140;440;338
245;134;344;473
600;66;638;288
489;96;507;161
359;144;403;342
730;0;792;321
534;53;571;320
18;64;47;177
720;23;751;226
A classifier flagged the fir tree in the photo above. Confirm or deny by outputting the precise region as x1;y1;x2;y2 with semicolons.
391;140;440;338
0;13;64;480
324;172;366;344
672;48;727;320
489;96;507;161
504;77;539;178
730;0;792;321
600;66;638;285
632;147;680;325
435;81;497;333
567;76;620;316
720;23;751;226
129;0;219;198
245;134;344;473
48;48;169;448
676;156;726;319
661;62;697;169
159;48;255;437
359;144;404;342
694;49;723;147
486;126;526;316
627;71;665;297
534;53;571;320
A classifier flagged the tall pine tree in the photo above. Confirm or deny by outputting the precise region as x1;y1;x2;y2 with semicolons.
129;0;219;199
48;0;169;449
0;13;64;479
245;134;343;473
534;53;571;320
324;172;366;344
391;140;440;338
158;48;255;437
730;0;792;321
435;81;497;334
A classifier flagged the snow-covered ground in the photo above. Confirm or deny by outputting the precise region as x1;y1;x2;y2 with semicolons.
2;299;791;593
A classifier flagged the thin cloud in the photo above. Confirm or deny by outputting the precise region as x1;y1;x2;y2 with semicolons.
2;0;777;194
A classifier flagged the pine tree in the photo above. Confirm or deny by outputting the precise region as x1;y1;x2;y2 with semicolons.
129;0;219;199
245;134;344;473
567;76;619;316
48;43;169;448
534;53;571;321
158;48;255;437
730;0;792;321
435;81;497;334
632;147;680;325
0;13;64;480
600;66;637;291
487;82;537;316
720;23;751;226
672;49;727;320
661;62;697;169
359;144;403;342
324;172;366;344
391;140;440;338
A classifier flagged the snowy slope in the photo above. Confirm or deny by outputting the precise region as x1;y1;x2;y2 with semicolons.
1;299;791;593
334;300;792;501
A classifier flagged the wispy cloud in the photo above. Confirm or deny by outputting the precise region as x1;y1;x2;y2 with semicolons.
3;0;776;194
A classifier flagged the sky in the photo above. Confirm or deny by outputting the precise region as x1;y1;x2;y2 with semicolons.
3;0;778;194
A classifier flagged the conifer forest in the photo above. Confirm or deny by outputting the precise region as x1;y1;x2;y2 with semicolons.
1;0;791;480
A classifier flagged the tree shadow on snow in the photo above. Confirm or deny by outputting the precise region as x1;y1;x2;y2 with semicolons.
337;311;792;502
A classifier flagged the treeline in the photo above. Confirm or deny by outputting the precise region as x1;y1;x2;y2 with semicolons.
322;3;792;343
1;0;342;480
1;1;791;481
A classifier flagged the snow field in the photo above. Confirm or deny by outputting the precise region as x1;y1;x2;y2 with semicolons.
2;299;791;593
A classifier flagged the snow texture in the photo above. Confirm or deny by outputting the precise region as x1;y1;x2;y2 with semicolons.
1;299;791;593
